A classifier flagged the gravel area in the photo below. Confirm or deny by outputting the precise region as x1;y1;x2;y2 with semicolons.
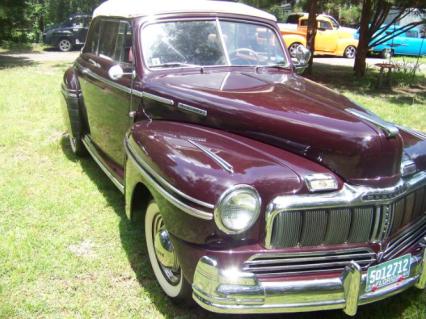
1;50;423;72
0;50;79;66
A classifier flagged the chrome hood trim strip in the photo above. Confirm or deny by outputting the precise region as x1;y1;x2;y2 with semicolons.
82;136;124;193
188;139;233;174
346;108;399;138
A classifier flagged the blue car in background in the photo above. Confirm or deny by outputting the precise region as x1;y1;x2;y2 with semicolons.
369;26;426;58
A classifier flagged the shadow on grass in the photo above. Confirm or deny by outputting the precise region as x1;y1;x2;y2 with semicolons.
59;135;425;319
0;54;39;69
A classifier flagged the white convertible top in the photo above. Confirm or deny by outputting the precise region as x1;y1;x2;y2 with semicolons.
93;0;276;22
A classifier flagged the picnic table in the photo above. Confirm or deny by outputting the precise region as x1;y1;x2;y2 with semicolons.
375;63;398;89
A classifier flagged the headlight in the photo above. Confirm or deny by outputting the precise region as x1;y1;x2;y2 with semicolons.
214;185;261;235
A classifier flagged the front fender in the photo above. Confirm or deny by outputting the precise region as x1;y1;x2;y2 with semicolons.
125;120;342;246
282;34;306;47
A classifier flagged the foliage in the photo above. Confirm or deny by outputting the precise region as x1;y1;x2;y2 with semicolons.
354;0;426;77
0;0;104;43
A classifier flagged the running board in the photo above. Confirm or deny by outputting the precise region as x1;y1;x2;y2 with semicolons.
81;136;125;193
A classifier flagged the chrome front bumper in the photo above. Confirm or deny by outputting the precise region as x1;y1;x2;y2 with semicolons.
192;249;426;316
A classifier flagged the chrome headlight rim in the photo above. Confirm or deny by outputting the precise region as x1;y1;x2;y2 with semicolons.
214;184;262;235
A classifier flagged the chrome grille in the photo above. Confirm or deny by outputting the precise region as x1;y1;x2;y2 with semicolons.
269;185;426;248
243;249;376;277
384;216;426;260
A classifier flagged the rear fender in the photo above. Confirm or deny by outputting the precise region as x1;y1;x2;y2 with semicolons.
61;67;88;139
124;121;342;246
336;38;359;55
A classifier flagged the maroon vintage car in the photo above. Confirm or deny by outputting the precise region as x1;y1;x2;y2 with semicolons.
61;0;426;315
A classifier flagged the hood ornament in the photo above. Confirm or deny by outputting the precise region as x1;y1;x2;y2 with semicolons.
346;108;399;138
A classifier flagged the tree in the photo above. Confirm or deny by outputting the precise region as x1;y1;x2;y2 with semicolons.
305;0;318;75
0;1;27;42
354;0;426;77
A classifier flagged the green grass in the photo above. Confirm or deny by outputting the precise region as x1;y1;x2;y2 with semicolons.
0;42;46;54
0;59;425;319
308;63;426;132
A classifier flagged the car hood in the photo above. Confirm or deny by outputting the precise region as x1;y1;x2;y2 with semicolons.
142;69;405;187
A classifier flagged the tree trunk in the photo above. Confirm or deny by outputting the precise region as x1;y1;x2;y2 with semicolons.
354;0;372;77
305;0;318;75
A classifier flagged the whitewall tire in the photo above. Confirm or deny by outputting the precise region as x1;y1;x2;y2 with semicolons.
145;200;191;300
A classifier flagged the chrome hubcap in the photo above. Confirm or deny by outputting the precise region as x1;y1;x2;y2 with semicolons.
346;47;356;58
289;44;300;58
152;214;180;285
59;40;71;51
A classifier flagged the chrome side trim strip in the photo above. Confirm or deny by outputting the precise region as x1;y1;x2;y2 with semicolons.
75;62;133;95
76;63;174;106
188;140;233;173
126;138;214;210
139;91;174;105
178;103;207;117
82;136;124;193
125;139;213;220
346;108;399;138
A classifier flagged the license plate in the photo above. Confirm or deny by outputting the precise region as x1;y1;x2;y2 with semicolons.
366;254;411;292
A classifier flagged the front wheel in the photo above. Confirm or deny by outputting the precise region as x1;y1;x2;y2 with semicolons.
381;49;393;59
288;43;304;58
343;45;356;59
145;200;192;301
58;38;72;52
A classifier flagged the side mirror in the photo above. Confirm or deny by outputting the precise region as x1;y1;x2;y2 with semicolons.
108;64;135;81
292;46;311;74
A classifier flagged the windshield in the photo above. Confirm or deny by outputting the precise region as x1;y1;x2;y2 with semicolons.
142;20;287;68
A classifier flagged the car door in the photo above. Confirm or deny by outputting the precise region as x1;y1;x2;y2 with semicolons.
77;18;134;167
400;30;420;56
315;20;338;52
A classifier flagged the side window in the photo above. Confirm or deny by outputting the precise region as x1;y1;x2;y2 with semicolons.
72;17;84;28
98;20;133;64
113;22;133;65
318;21;332;30
405;30;418;38
83;19;101;54
98;21;120;59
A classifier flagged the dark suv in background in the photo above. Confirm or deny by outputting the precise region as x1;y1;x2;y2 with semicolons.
43;14;91;52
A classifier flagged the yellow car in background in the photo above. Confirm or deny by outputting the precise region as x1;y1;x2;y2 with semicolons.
279;13;359;58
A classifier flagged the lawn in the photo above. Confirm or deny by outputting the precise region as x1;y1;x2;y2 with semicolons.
0;58;425;319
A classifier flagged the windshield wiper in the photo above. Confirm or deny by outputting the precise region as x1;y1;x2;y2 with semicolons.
255;63;290;71
150;62;200;68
